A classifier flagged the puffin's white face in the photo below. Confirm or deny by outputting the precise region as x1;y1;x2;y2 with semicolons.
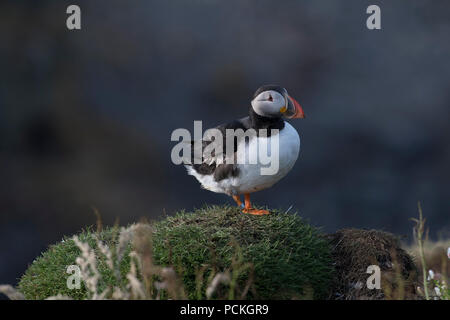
251;90;286;118
251;88;305;119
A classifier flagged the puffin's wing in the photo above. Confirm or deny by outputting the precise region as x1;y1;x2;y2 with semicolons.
187;117;251;181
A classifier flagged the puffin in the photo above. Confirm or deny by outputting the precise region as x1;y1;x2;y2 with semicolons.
185;85;305;215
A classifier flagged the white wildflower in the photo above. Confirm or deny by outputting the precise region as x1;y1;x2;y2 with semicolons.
416;286;424;296
434;287;441;296
428;270;434;280
447;247;450;260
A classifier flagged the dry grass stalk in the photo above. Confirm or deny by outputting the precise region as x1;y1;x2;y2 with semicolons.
410;201;430;300
0;285;25;300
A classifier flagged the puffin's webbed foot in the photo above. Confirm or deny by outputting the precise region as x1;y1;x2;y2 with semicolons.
242;208;270;215
241;193;270;215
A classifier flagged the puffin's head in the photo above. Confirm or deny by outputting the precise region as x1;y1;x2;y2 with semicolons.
251;85;305;119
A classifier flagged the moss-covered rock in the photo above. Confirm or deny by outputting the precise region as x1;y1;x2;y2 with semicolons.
18;205;334;299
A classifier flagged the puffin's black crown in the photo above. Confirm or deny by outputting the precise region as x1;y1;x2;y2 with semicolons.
253;85;287;99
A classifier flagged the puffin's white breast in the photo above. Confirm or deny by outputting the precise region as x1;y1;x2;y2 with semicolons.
232;122;300;194
186;122;300;195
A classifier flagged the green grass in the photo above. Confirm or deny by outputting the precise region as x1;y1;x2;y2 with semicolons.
18;205;334;300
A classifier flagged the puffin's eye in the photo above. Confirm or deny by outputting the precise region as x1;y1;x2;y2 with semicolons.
268;94;273;102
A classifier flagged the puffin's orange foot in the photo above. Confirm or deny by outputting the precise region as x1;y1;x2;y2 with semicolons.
242;208;270;216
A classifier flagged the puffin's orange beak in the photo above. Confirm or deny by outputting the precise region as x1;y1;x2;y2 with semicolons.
289;95;305;119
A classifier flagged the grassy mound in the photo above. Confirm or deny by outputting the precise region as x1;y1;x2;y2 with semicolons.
18;205;334;300
328;229;419;300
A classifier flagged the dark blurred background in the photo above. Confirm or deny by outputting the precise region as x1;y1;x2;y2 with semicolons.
1;0;449;287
